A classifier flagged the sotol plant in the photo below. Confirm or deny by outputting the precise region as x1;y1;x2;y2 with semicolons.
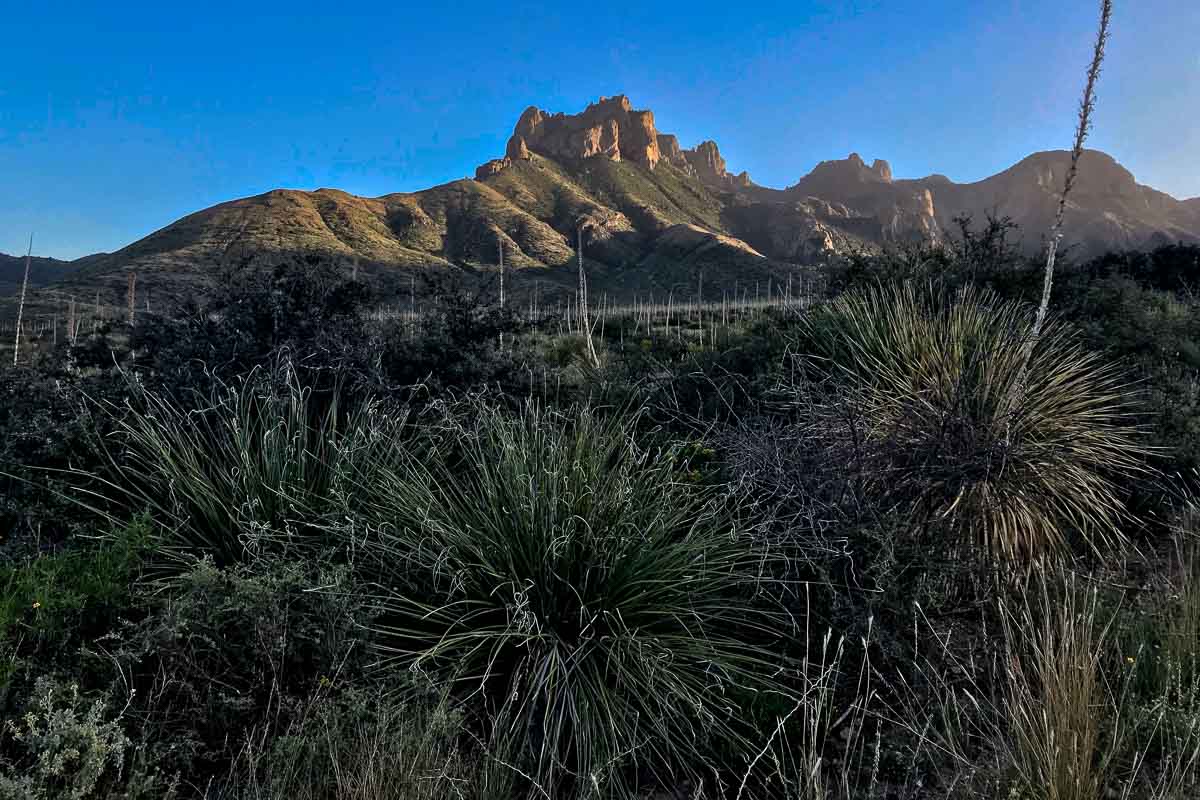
340;402;792;799
89;362;413;566
791;282;1147;562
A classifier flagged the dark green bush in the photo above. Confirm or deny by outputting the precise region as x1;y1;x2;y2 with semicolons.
0;361;127;552
0;518;151;702
129;256;372;397
102;556;369;785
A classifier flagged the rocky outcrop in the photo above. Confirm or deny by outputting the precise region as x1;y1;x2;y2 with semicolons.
624;108;660;168
786;153;940;243
725;197;868;262
475;158;511;181
483;95;660;178
790;153;893;197
877;189;939;242
478;96;759;195
505;135;531;161
680;140;754;191
657;134;685;166
685;141;726;182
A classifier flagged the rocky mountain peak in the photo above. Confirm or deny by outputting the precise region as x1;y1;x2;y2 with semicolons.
474;96;759;191
685;140;727;181
786;153;897;214
477;95;662;180
675;139;752;190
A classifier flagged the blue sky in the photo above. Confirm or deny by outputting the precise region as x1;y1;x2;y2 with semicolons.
2;0;1197;259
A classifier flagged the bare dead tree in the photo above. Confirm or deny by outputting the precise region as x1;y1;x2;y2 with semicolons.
12;233;33;366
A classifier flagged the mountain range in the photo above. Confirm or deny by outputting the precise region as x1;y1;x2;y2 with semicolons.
7;94;1200;308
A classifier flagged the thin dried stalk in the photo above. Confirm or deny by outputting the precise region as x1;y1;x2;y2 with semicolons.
12;233;33;366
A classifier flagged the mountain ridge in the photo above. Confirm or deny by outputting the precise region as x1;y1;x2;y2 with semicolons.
9;95;1200;308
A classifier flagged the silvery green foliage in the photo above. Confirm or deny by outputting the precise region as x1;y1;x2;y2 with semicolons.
0;678;128;800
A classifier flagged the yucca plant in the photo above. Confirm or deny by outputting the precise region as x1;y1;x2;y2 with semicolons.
339;402;792;799
90;362;412;565
789;282;1147;562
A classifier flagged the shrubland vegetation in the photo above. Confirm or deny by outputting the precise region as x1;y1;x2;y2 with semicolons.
2;226;1200;798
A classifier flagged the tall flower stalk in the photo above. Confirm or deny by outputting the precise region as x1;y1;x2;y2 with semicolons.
1007;0;1113;418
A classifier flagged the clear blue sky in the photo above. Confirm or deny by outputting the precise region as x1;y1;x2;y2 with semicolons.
2;0;1197;259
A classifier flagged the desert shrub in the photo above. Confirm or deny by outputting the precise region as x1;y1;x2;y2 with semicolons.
122;258;541;405
785;282;1148;562
221;686;499;800
339;402;792;799
1051;265;1200;492
0;677;131;800
828;214;1039;298
1066;243;1200;296
129;256;372;397
101;555;369;787
0;518;152;712
370;277;526;398
0;361;128;552
93;362;414;566
594;310;805;431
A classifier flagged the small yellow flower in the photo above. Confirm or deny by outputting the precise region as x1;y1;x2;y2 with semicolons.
32;601;41;610
1125;656;1135;665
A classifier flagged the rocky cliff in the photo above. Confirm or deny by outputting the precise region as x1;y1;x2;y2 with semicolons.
476;97;754;191
476;95;661;181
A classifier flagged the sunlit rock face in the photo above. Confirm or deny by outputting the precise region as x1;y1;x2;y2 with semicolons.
495;95;661;170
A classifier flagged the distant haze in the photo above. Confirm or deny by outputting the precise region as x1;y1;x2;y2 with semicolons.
2;0;1196;260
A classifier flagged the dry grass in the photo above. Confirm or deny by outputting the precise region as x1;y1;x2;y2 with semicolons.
883;557;1200;800
998;571;1120;800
